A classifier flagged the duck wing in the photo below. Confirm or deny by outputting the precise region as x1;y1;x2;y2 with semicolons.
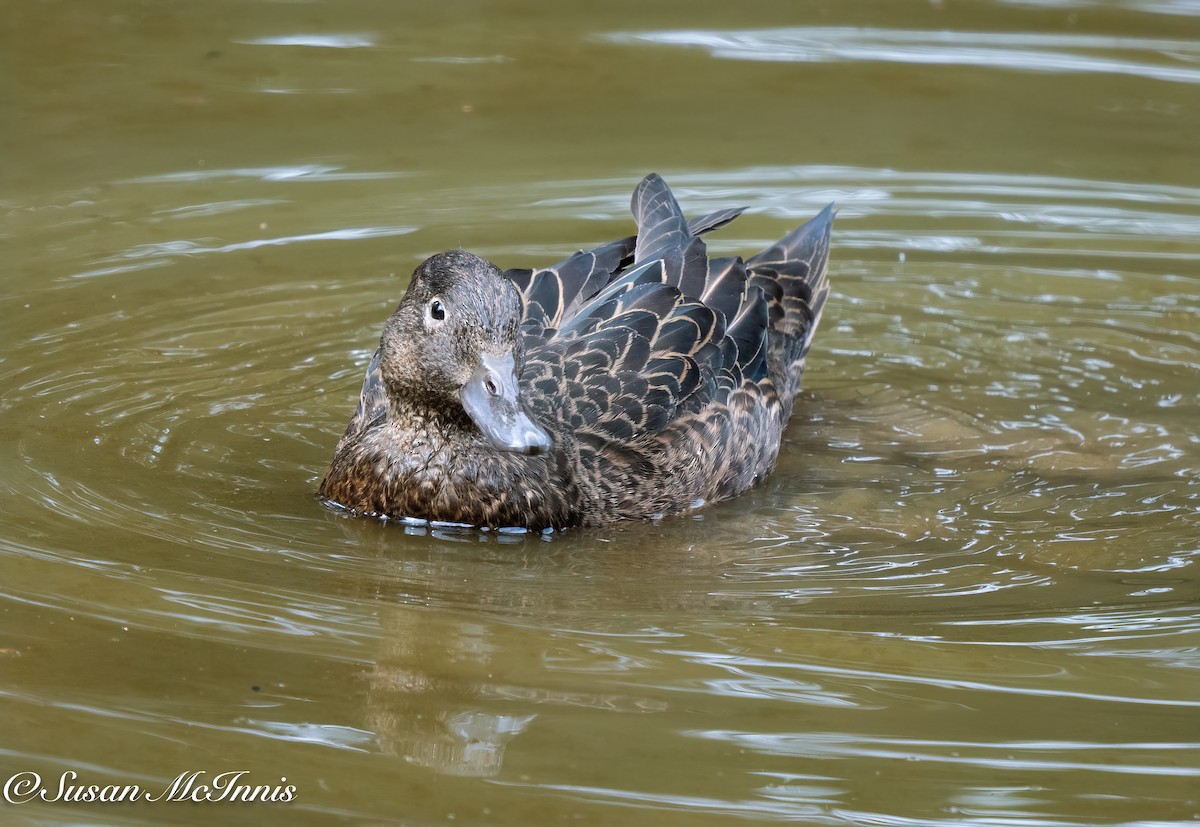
518;175;783;519
520;285;731;517
329;346;387;457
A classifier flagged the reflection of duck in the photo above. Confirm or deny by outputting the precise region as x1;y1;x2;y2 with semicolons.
363;596;666;779
319;174;833;529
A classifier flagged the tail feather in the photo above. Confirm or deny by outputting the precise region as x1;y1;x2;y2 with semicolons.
631;173;692;265
747;203;835;404
630;174;711;300
747;203;834;348
506;192;746;336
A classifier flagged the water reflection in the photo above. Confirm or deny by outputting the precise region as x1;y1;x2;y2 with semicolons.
123;165;408;184
235;35;377;50
365;607;540;777
604;28;1200;84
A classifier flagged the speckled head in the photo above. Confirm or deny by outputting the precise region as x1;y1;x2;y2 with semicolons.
379;250;551;455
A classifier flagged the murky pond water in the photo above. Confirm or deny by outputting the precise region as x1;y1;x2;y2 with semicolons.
3;1;1198;825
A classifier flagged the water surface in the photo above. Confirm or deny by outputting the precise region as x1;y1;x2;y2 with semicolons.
2;1;1198;825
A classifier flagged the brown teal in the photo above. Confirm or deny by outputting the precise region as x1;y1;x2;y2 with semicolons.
319;174;834;530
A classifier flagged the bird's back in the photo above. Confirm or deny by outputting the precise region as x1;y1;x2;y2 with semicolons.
507;174;833;524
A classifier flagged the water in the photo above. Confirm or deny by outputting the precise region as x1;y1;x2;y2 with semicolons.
2;1;1198;824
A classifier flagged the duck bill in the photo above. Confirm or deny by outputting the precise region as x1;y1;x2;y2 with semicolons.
459;351;552;456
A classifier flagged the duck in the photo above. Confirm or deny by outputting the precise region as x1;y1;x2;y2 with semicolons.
319;174;833;530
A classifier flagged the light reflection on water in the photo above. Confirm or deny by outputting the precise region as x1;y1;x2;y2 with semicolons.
2;1;1199;824
602;28;1200;85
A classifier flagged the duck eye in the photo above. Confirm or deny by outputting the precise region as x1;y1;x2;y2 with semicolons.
428;299;446;322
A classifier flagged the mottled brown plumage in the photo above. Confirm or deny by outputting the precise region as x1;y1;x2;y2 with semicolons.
319;174;833;529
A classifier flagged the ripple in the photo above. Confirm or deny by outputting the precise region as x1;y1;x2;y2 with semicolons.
524;166;1200;263
122;165;410;184
92;225;417;266
5;167;1198;610
412;55;513;65
2;168;1196;617
6;3;1200;823
235;34;376;49
602;27;1200;84
695;730;1200;773
999;0;1200;17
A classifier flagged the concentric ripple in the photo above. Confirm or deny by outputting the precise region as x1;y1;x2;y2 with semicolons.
4;32;1200;819
4;165;1196;630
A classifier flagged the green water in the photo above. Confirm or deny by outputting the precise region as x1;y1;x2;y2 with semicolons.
2;1;1198;825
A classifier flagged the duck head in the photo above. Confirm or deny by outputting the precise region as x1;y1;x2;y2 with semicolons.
378;250;551;456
